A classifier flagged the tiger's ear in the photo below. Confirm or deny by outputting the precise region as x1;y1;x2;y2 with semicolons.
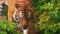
15;4;20;9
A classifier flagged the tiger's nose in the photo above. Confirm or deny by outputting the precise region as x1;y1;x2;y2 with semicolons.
23;25;28;29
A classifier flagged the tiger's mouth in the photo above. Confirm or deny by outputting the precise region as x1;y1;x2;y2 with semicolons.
17;24;28;34
16;20;28;32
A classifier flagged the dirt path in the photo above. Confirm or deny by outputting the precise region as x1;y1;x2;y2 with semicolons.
0;16;6;20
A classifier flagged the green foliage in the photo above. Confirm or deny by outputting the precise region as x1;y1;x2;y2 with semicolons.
0;31;7;34
3;5;8;16
33;0;60;34
0;20;21;34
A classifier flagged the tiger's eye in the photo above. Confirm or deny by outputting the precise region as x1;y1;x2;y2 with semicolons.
19;11;24;15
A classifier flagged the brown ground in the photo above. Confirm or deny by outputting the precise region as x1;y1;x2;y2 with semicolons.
0;16;6;20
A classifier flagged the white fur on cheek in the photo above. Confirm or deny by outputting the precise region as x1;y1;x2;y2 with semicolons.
19;11;24;18
23;29;28;34
13;8;18;22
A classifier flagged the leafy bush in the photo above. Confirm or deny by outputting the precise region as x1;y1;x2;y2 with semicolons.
2;4;8;16
33;0;60;34
0;19;21;34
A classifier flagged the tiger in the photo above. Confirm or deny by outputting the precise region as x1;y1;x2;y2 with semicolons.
8;0;37;34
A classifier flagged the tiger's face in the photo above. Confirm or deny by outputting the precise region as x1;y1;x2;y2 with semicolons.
13;8;34;30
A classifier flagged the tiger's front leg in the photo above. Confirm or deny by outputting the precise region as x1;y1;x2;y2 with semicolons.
8;5;15;22
8;10;14;22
